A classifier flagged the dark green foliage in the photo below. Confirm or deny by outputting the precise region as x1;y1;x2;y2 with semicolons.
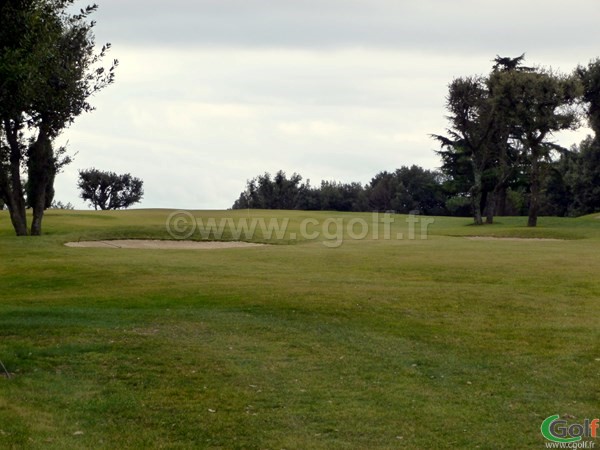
492;54;534;72
432;75;499;224
232;171;370;212
367;166;446;214
232;167;445;214
232;171;309;210
444;196;471;217
568;137;600;214
542;137;600;217
78;169;144;210
577;59;600;135
434;55;584;226
313;180;367;212
538;146;574;217
365;171;395;212
490;67;581;226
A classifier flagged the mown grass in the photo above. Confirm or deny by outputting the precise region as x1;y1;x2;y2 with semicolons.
0;209;599;449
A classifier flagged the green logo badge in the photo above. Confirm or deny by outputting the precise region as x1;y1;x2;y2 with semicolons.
541;415;599;443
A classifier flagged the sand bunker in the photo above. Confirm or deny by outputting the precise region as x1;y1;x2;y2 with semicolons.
465;236;562;242
65;240;265;249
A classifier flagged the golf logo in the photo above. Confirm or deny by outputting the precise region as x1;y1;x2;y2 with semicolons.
541;414;598;448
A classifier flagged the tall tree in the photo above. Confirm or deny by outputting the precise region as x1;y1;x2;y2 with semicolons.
484;55;533;222
490;68;581;226
568;59;600;216
433;76;497;225
0;0;117;235
436;56;584;226
577;58;600;137
436;55;529;225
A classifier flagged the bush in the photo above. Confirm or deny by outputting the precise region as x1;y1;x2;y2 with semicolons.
445;196;471;217
50;200;75;210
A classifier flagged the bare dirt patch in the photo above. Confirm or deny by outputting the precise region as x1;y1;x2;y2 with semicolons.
465;236;563;242
64;240;266;249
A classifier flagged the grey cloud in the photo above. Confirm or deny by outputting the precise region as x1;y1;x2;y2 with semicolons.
93;0;600;56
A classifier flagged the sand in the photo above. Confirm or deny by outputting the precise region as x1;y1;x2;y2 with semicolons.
65;240;266;249
464;236;562;242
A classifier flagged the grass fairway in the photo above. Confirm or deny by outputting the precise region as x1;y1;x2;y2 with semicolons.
1;209;599;449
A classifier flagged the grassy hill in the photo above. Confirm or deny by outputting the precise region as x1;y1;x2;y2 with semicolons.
1;209;599;448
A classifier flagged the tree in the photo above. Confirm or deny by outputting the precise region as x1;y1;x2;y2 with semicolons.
367;171;395;212
435;55;583;226
367;166;446;214
563;59;600;216
490;67;581;226
538;149;573;217
78;169;144;210
563;138;600;215
318;180;366;212
434;56;539;225
577;59;600;137
539;137;600;217
484;55;534;222
0;1;117;235
433;76;498;224
395;166;447;215
232;171;309;210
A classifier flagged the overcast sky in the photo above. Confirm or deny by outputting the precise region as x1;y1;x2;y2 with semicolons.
55;0;600;209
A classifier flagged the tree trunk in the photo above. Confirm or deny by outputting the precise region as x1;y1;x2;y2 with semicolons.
2;119;28;236
0;177;27;236
471;171;483;225
480;189;488;218
7;196;28;236
30;206;44;236
495;185;507;216
28;127;54;236
528;155;540;227
485;191;495;224
495;138;511;217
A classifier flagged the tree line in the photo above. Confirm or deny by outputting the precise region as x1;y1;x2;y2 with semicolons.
231;166;446;214
231;150;600;217
233;55;600;223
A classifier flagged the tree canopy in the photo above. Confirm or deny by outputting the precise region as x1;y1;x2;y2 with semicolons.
78;169;144;210
0;0;116;235
232;167;445;215
433;55;583;226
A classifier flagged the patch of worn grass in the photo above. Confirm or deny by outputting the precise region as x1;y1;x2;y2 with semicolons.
0;209;599;448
